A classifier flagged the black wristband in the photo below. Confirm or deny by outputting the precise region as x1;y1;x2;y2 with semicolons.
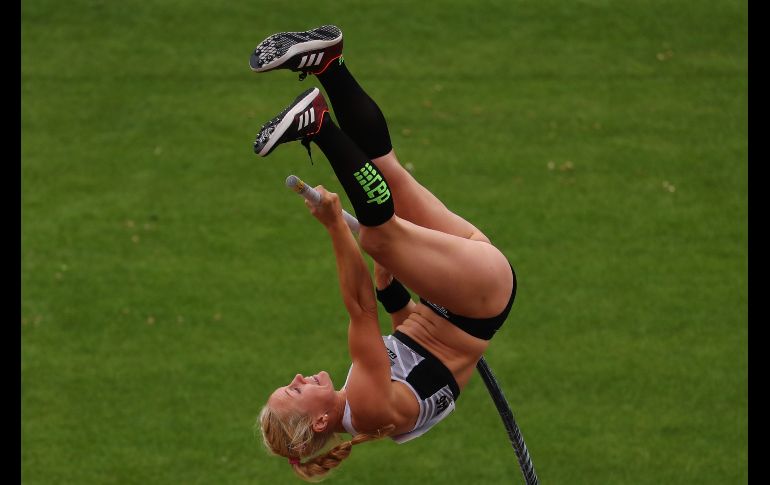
376;278;411;313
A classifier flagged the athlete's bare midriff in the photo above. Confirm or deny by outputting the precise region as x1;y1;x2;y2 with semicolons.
396;302;490;389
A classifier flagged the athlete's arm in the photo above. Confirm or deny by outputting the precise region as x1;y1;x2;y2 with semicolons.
386;302;416;333
374;262;416;332
307;188;391;375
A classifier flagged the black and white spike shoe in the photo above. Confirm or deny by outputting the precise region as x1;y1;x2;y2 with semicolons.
249;25;343;77
253;87;329;157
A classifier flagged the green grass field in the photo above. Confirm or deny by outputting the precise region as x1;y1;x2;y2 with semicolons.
22;1;747;483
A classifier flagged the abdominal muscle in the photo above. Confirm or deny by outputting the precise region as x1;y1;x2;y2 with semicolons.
396;302;490;390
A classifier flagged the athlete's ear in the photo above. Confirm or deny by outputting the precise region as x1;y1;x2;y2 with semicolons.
312;413;329;433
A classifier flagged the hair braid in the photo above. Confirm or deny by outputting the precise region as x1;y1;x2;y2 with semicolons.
293;425;396;482
258;403;396;482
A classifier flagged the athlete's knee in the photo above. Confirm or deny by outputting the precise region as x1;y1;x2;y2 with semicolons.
361;219;404;257
359;226;389;256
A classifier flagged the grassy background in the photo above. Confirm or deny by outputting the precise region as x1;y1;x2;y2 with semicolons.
22;0;747;483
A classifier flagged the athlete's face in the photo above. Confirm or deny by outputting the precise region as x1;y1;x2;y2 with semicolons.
268;371;337;418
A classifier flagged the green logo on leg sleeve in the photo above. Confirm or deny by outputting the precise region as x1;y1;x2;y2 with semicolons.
353;162;391;205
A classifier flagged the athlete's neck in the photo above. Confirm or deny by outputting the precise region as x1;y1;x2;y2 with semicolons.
331;388;348;434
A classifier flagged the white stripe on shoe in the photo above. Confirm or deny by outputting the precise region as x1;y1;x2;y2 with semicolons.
250;33;342;72
258;88;319;156
296;107;316;131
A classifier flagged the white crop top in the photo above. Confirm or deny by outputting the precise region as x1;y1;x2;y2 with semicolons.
341;334;458;444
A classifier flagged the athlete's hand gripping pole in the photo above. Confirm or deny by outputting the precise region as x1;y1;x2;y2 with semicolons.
286;175;361;234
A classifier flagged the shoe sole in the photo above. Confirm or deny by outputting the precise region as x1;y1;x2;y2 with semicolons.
256;87;320;156
249;26;342;72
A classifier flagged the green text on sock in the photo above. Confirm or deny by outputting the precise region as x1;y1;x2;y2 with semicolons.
353;162;391;205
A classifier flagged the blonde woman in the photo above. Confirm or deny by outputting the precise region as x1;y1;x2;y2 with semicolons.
252;25;517;481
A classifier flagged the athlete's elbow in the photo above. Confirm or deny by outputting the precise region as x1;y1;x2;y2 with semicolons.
344;299;378;321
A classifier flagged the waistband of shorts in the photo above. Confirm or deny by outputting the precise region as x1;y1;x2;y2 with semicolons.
393;331;461;399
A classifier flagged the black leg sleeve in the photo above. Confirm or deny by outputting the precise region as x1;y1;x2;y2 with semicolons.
316;60;393;160
312;114;394;227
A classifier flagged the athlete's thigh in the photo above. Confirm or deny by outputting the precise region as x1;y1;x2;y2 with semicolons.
372;151;481;239
361;217;512;318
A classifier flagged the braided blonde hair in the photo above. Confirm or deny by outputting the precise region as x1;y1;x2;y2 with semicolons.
258;404;395;482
